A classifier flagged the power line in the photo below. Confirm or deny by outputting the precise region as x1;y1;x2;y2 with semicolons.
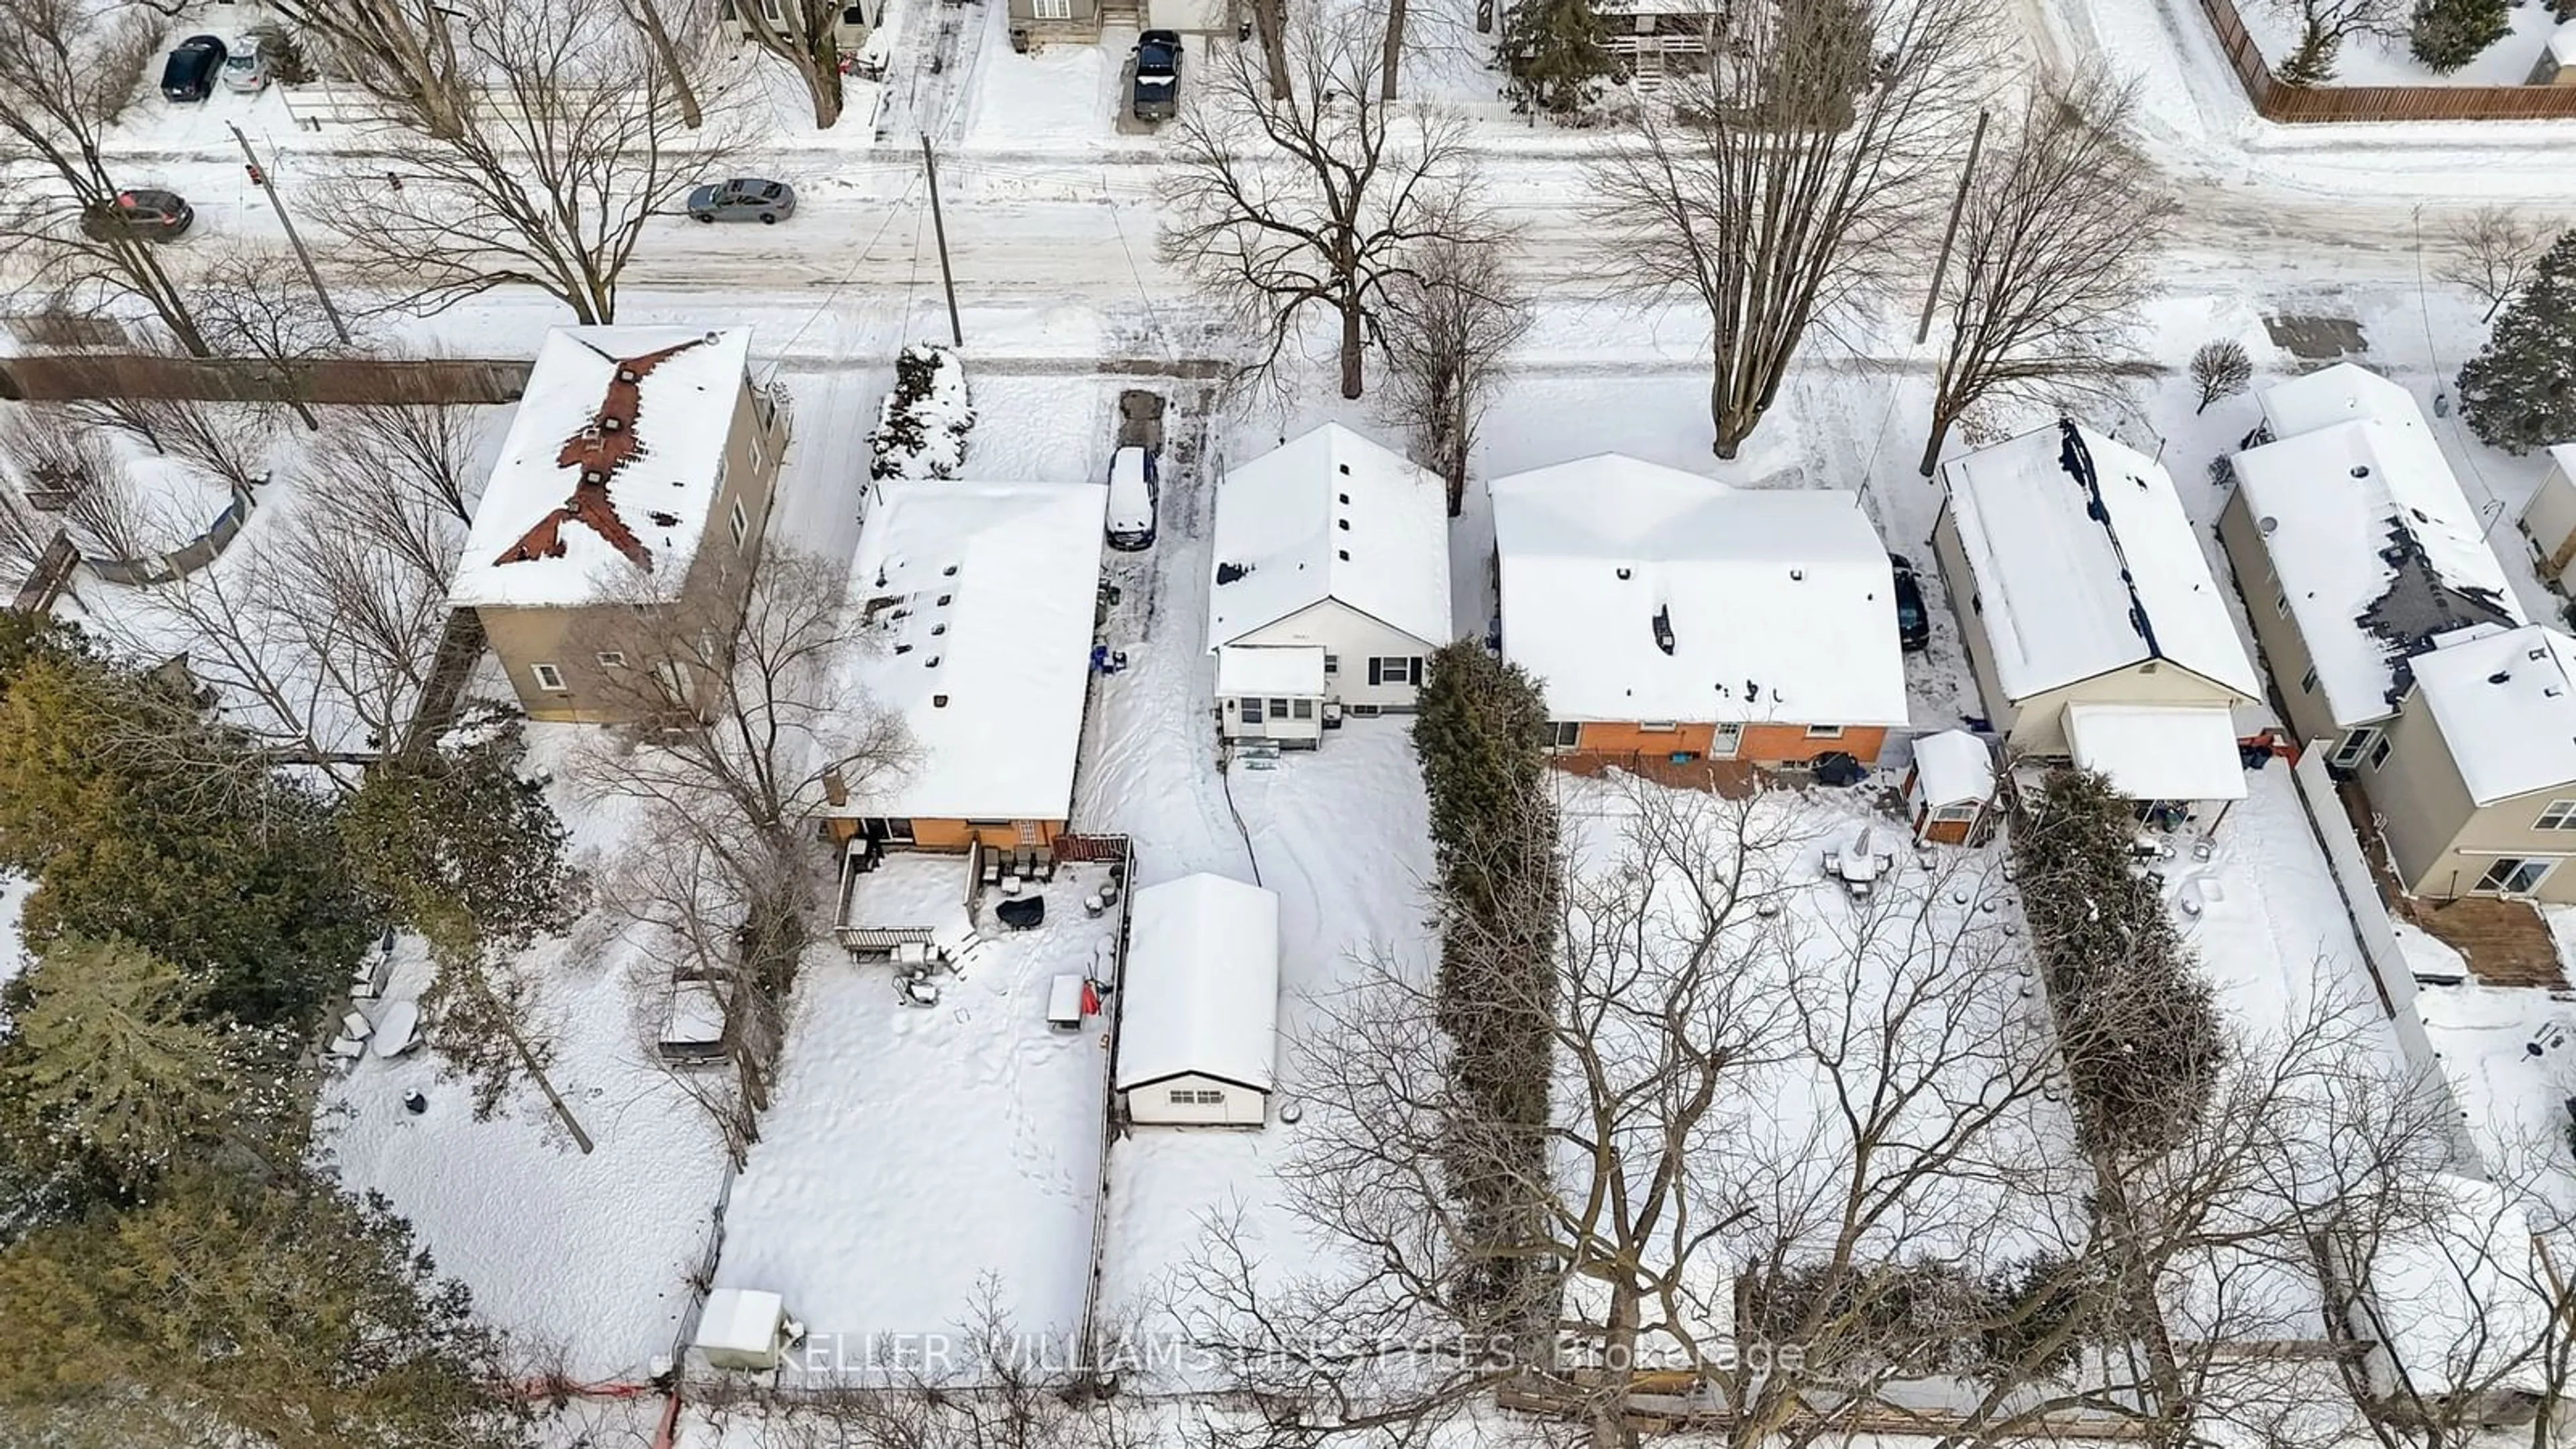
759;170;924;385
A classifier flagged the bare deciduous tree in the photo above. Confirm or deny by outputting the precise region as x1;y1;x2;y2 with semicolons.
0;0;209;354
2191;339;2254;415
725;0;858;128
2269;0;2408;85
264;0;474;138
317;396;487;525
1380;236;1528;516
1163;3;1493;400
1592;0;1998;458
2433;206;2562;323
1919;81;2169;476
320;0;733;324
622;0;708;129
191;241;368;432
572;549;909;1124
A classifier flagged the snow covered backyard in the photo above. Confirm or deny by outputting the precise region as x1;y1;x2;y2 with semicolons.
707;861;1125;1370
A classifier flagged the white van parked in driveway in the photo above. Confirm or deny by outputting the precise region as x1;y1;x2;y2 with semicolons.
1105;446;1158;551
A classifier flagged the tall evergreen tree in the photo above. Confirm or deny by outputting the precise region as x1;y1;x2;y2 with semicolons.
339;715;578;957
0;1167;530;1449
0;653;369;1030
1412;642;1562;1350
0;936;240;1193
2459;229;2576;454
2410;0;2510;72
1503;0;1618;115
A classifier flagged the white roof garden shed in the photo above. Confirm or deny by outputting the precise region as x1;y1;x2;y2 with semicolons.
1115;873;1281;1127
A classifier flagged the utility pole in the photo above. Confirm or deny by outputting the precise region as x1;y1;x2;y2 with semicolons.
228;123;351;345
920;133;963;349
1915;109;1990;347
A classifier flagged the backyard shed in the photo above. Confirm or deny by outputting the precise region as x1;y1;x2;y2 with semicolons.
1115;873;1280;1127
694;1287;794;1372
1905;730;1995;845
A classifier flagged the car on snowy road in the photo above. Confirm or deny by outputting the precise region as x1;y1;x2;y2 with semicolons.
81;189;195;243
686;177;796;224
1131;30;1181;121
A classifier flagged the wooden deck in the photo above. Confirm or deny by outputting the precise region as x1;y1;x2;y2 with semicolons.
2337;780;2567;989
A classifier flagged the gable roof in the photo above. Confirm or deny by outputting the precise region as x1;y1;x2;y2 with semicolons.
452;325;752;610
1941;421;2261;702
1206;424;1452;650
2234;370;2521;730
839;481;1108;824
1114;873;1280;1093
1489;455;1908;727
2257;361;2422;439
2410;624;2576;806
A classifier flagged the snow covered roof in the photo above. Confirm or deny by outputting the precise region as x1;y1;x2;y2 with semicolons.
1941;422;2260;702
1910;729;1994;806
1488;455;1909;727
2360;1175;2553;1399
694;1287;784;1356
1215;644;1326;697
2257;362;2422;439
2235;373;2520;730
2550;18;2576;66
2064;702;2247;803
841;482;1108;824
1206;425;1452;651
1115;873;1279;1094
2410;624;2576;806
452;325;753;610
2547;442;2576;491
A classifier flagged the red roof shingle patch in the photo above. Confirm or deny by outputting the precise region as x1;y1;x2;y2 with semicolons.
494;338;706;572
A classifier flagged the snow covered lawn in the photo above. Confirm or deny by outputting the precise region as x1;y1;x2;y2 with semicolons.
1097;722;1437;1328
319;923;733;1384
706;862;1124;1366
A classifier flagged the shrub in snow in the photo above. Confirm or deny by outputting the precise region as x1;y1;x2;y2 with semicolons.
2189;339;2251;415
2459;229;2576;455
869;343;974;482
2010;768;2224;1155
1739;1254;2096;1377
2410;0;2509;72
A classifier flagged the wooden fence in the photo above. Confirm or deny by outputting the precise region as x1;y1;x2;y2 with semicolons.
0;354;530;406
2198;0;2576;122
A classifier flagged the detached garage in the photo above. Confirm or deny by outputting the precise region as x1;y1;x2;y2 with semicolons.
1116;873;1280;1128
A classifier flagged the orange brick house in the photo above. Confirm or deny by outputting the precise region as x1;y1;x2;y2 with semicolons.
1487;456;1911;777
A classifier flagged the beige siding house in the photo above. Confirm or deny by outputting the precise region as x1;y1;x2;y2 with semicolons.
1935;420;2261;815
450;326;784;724
1009;0;1101;42
2514;443;2576;592
2355;625;2576;903
2214;364;2576;901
